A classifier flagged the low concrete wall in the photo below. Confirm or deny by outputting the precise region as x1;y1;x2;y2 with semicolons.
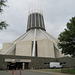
0;55;56;69
0;55;75;70
57;57;75;67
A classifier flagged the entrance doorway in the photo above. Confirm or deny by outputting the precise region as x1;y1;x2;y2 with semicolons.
7;62;29;70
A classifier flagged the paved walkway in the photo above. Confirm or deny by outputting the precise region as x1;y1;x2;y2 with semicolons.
30;70;74;75
0;70;50;75
0;70;74;75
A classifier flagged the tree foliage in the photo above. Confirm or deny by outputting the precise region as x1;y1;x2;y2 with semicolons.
58;17;75;57
0;21;8;30
0;0;8;31
0;0;7;12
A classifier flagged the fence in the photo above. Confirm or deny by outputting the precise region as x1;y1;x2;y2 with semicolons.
61;66;75;74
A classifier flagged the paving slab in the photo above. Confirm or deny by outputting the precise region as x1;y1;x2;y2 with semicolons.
0;70;51;75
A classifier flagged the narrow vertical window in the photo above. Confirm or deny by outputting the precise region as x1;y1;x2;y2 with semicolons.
35;41;38;57
31;41;34;56
32;14;35;27
36;13;39;27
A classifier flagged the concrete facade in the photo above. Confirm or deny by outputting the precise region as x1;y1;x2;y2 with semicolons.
0;33;64;58
0;12;64;58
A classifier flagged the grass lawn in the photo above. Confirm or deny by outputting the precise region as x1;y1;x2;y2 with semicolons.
69;70;75;74
62;70;75;74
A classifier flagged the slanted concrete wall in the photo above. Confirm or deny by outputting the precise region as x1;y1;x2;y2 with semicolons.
0;43;13;54
54;47;64;58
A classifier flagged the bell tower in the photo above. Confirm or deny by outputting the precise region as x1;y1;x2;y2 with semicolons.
27;12;46;31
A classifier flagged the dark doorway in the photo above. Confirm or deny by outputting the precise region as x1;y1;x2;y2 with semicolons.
7;62;22;70
16;62;22;69
7;62;29;70
25;62;29;69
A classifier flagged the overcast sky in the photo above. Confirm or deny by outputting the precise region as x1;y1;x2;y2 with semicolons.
0;0;75;49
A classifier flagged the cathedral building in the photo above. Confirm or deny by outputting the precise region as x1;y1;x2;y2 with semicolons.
0;12;63;58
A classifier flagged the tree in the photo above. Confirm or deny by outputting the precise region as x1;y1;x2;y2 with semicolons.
58;17;75;57
0;0;8;31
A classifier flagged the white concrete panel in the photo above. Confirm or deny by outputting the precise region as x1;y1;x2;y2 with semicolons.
36;29;48;40
54;47;64;58
38;39;55;58
16;40;32;56
23;30;34;40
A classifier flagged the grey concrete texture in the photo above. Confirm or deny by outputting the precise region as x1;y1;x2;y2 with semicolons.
0;71;11;75
0;70;49;75
0;70;74;75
